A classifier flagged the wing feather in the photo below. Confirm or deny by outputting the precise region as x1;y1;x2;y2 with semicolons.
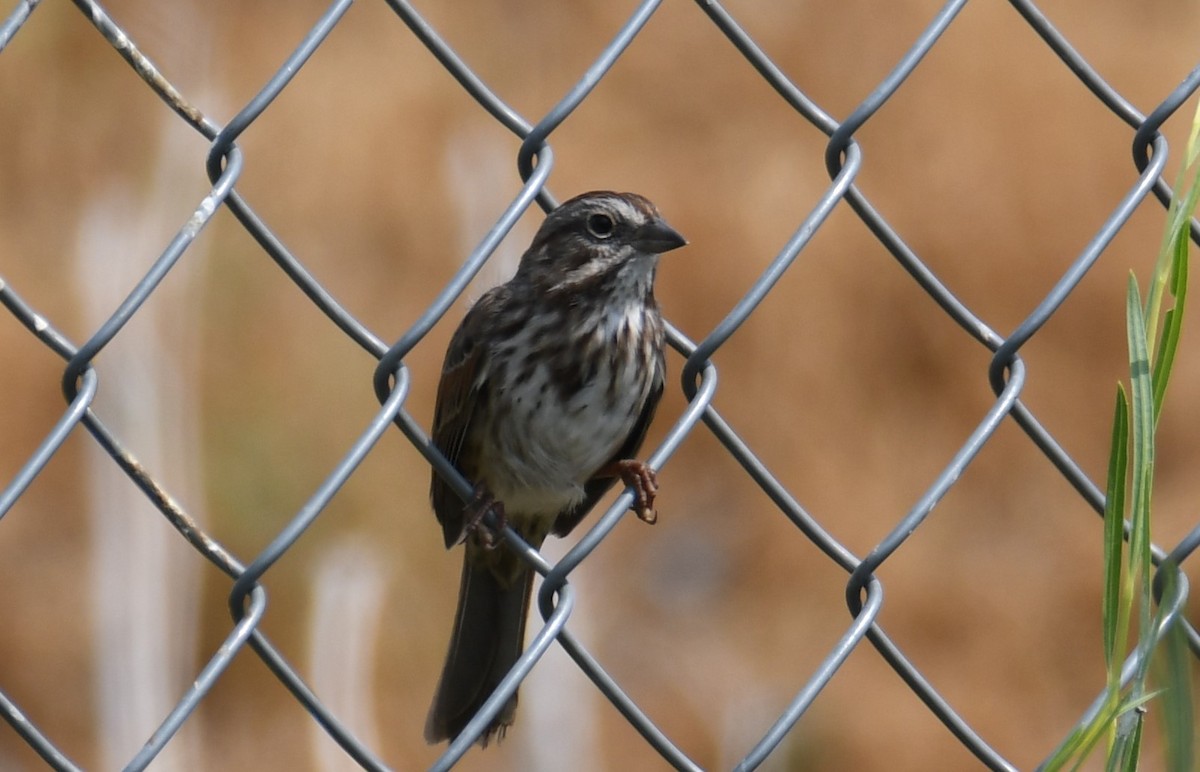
430;293;498;547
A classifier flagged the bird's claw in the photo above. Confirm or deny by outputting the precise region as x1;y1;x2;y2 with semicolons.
618;460;659;524
461;484;507;550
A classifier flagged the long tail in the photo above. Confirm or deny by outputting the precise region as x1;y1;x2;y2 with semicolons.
424;555;532;745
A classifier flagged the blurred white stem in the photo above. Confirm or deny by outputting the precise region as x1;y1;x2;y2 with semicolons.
519;545;602;772
78;179;204;769
309;540;388;771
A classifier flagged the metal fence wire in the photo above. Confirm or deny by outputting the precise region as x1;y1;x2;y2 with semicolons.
2;0;1200;770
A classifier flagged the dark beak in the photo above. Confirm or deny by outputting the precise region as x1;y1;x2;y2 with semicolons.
632;218;687;254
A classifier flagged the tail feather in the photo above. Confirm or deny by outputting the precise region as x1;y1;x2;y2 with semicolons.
425;555;532;745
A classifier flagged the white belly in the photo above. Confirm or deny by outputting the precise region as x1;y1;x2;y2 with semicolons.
482;330;651;516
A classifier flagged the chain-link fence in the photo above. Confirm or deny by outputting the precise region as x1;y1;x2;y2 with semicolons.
2;0;1199;770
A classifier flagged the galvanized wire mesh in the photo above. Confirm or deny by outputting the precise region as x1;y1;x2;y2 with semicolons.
2;0;1199;770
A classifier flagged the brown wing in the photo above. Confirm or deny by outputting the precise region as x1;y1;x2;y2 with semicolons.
551;351;665;538
430;292;498;548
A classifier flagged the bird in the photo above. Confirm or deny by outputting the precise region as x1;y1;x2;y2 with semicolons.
424;190;686;746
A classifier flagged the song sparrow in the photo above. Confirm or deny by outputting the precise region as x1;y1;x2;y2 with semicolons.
424;191;686;746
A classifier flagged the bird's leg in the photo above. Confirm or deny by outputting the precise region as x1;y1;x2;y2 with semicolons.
461;483;507;550
616;460;658;525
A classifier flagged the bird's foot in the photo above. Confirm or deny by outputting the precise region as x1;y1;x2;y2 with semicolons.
461;484;507;550
617;460;659;524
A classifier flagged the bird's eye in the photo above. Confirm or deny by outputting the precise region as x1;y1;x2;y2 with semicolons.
586;213;616;239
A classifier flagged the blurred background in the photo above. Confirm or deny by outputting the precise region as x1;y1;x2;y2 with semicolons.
2;0;1199;769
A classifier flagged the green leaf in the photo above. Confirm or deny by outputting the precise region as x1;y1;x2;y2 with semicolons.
1156;571;1197;772
1101;385;1128;671
1124;274;1154;574
1152;229;1189;421
1041;695;1124;771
